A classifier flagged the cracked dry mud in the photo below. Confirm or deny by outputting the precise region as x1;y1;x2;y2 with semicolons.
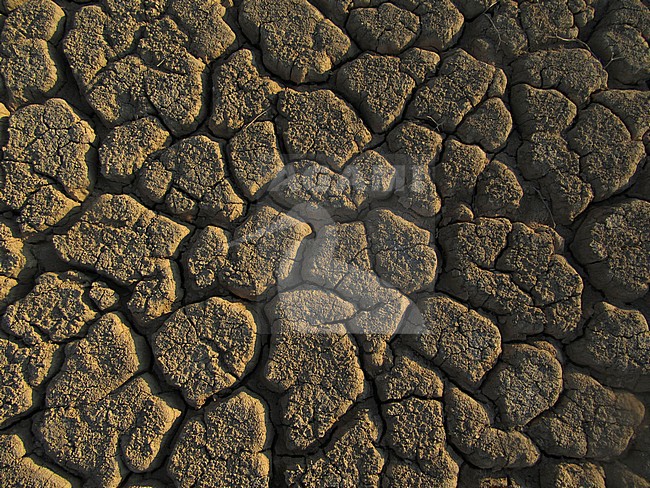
0;0;648;487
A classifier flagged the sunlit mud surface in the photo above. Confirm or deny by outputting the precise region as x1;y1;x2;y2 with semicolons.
0;0;649;486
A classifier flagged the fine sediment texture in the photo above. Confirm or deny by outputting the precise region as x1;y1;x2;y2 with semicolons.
0;0;648;486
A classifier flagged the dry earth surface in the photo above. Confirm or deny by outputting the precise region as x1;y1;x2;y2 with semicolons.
0;0;649;486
